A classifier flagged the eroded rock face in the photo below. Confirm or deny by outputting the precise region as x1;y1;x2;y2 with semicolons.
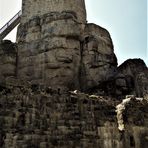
0;40;17;84
80;24;117;91
17;0;117;91
0;1;147;97
94;59;148;98
17;0;87;91
117;59;148;97
17;14;83;90
0;1;148;147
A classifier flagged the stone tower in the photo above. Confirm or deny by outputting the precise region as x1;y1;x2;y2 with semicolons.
17;0;117;91
21;0;86;24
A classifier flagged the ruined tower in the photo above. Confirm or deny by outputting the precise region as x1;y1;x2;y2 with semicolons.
0;1;147;147
21;0;86;23
17;0;117;91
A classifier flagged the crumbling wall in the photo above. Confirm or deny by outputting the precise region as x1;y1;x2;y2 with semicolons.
0;84;147;148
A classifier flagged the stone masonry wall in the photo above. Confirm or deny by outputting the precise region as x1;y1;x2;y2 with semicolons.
0;84;147;148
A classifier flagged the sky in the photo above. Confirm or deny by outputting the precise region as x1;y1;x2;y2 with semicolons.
0;0;147;66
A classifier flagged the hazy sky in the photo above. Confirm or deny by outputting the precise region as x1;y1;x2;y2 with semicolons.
0;0;147;66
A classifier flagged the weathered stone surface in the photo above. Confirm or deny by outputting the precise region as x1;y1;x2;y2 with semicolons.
16;1;117;91
0;40;17;84
0;1;147;96
92;59;148;98
21;0;86;24
17;5;86;90
0;86;147;148
80;23;117;91
117;59;148;97
0;1;147;147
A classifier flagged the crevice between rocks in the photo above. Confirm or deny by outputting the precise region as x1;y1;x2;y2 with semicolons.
78;40;86;91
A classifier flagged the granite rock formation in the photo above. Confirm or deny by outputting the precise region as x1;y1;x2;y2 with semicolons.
0;0;148;147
